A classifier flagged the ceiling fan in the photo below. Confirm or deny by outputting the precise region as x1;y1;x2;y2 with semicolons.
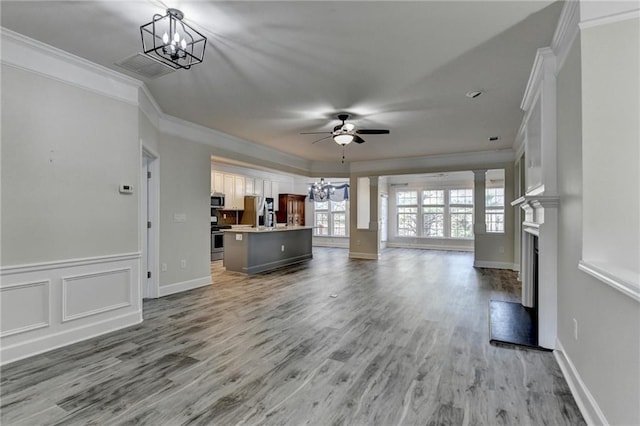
301;114;390;146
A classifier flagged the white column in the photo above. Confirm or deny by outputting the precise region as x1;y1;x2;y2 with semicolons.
473;170;487;235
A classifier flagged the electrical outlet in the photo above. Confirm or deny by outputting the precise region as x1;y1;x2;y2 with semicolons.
356;240;361;246
573;318;578;340
499;246;505;254
180;259;187;269
161;263;167;272
281;245;285;252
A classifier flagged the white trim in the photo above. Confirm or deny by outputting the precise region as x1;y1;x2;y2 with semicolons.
348;251;381;260
1;312;142;366
578;261;640;303
579;9;640;30
159;114;311;175
158;276;212;298
0;280;51;337
0;28;141;106
387;242;473;252
0;252;141;275
521;48;555;111
473;261;517;270
349;149;515;175
554;339;609;426
551;0;580;72
61;268;133;323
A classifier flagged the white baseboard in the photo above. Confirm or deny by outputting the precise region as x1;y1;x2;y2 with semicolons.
158;276;211;297
312;241;349;248
473;261;518;270
554;339;608;426
1;311;141;366
349;251;381;260
386;242;473;252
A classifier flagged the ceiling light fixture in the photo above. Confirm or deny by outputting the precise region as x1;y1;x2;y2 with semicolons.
333;134;354;145
308;178;335;201
140;8;207;70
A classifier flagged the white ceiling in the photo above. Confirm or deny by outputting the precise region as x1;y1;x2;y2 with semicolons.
1;1;563;164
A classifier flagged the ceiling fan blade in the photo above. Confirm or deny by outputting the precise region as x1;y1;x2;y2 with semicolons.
356;129;390;135
311;135;333;144
301;131;332;135
353;135;366;144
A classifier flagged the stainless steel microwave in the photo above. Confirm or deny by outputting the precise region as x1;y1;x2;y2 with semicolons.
211;193;225;209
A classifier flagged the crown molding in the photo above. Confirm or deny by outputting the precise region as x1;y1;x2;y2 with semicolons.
158;113;312;175
348;149;515;176
551;0;580;73
0;27;142;106
521;47;556;112
579;2;640;28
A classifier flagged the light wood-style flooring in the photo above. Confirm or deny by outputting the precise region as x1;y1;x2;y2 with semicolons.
1;248;585;425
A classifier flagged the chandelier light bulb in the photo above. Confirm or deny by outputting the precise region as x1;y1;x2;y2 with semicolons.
174;32;181;43
180;38;187;49
162;32;169;44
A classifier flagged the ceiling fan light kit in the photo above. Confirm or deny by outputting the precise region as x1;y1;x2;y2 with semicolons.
333;134;354;145
140;8;207;70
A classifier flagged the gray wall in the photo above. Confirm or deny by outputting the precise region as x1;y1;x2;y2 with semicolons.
158;134;212;288
557;32;639;425
1;65;139;265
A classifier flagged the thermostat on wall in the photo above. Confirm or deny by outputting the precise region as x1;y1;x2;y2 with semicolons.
119;184;134;194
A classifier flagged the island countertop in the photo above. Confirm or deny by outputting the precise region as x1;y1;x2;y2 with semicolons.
224;225;313;233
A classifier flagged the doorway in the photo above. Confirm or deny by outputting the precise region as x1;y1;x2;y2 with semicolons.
141;147;159;299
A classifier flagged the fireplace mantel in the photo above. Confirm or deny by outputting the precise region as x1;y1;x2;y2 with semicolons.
512;194;559;349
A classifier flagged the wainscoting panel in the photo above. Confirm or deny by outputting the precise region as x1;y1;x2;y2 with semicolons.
0;252;142;365
62;268;132;322
0;280;50;337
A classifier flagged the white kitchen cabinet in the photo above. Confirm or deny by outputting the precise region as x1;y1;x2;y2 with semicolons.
223;175;234;209
255;178;264;196
245;178;254;195
271;181;279;211
264;179;272;198
234;175;245;209
213;172;224;193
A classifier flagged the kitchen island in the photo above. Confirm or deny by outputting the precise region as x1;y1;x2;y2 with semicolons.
223;226;313;274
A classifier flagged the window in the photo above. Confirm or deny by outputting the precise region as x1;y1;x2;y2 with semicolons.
394;187;474;239
486;187;505;233
449;189;473;239
422;190;444;237
397;191;418;236
331;200;347;236
313;199;349;237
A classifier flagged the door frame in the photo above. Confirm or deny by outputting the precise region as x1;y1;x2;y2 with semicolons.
141;144;160;299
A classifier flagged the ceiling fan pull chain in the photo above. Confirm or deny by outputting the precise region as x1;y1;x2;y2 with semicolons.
342;147;345;164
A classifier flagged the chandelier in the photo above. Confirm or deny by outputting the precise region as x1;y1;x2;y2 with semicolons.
309;178;334;201
140;8;207;70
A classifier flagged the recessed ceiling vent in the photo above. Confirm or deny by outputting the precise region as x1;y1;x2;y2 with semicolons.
465;90;483;99
115;53;176;79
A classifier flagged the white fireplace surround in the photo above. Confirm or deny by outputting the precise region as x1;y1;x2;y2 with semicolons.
512;195;559;349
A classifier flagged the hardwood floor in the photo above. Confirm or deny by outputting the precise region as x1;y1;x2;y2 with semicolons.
1;248;585;425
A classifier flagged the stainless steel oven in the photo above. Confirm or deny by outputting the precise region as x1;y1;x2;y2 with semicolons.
211;225;231;261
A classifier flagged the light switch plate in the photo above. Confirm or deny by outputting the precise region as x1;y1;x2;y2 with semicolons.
236;234;242;241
